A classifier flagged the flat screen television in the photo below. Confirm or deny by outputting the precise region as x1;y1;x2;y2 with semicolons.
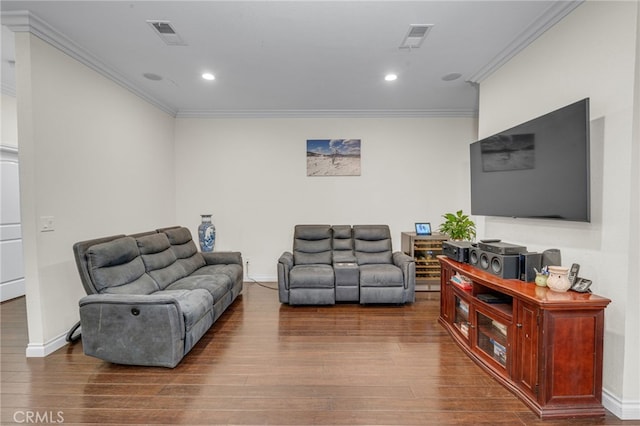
470;98;590;222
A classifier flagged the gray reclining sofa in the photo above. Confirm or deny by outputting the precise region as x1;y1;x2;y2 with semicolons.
73;226;243;367
278;225;415;305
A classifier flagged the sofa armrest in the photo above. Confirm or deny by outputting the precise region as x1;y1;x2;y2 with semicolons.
277;252;293;302
78;293;186;368
80;293;185;309
278;251;294;269
393;251;413;267
201;251;243;265
393;251;415;289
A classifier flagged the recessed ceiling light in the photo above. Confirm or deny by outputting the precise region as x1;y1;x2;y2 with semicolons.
202;73;215;81
385;74;398;82
442;72;462;81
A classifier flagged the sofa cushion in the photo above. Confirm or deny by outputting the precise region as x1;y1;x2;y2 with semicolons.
290;264;334;289
332;225;355;263
166;275;231;301
354;225;393;265
162;227;192;245
87;237;159;295
137;234;173;268
353;225;390;241
99;274;159;295
359;264;403;287
355;239;393;265
87;236;139;269
332;225;352;239
136;233;187;289
191;264;243;289
160;289;213;332
162;227;206;275
293;225;332;265
294;243;332;265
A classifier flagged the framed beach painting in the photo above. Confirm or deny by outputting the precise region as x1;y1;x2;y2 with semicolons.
306;139;361;176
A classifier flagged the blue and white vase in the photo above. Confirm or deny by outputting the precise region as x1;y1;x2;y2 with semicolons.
198;214;216;252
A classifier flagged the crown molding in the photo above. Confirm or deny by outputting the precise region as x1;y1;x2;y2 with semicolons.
467;0;583;83
1;10;177;117
175;108;477;119
2;10;477;120
1;10;485;120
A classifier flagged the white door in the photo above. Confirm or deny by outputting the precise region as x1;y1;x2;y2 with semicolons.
1;145;25;301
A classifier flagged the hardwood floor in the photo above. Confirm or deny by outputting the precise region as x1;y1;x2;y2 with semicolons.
0;283;630;425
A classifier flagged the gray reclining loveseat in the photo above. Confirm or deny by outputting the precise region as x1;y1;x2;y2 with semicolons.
278;225;415;305
73;226;243;367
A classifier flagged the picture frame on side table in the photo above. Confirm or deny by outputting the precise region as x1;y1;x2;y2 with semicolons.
415;222;432;236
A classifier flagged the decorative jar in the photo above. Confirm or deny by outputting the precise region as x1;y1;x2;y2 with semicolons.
197;214;216;252
534;272;548;287
546;266;571;292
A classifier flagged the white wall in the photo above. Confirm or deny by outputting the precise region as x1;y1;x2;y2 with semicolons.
174;117;476;280
14;33;177;355
478;1;639;419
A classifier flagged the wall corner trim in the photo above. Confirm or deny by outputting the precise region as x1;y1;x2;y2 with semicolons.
25;331;68;358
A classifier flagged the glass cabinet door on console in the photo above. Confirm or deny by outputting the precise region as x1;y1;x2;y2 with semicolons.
475;310;508;371
453;294;471;341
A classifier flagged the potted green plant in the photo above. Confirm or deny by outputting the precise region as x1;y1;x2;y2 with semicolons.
438;210;476;241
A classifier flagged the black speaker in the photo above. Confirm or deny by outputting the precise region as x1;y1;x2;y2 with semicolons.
488;253;520;279
519;252;542;282
469;248;481;267
472;249;520;279
542;249;562;267
479;251;491;271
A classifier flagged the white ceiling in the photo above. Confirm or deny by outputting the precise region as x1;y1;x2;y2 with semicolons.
1;1;581;117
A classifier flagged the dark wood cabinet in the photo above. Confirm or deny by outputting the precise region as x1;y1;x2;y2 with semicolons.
513;301;539;400
438;255;610;419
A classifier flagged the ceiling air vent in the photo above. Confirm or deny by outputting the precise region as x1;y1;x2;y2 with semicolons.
147;20;187;46
399;24;433;49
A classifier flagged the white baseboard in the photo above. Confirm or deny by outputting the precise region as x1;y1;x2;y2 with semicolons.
25;332;68;357
0;278;25;302
244;274;277;283
602;387;640;420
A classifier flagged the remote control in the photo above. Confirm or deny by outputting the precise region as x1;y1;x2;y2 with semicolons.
568;263;580;286
480;239;501;243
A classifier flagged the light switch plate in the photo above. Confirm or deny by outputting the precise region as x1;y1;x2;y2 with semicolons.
40;216;55;232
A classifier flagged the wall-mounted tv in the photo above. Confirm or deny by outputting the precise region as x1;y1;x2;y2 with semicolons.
470;98;590;222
